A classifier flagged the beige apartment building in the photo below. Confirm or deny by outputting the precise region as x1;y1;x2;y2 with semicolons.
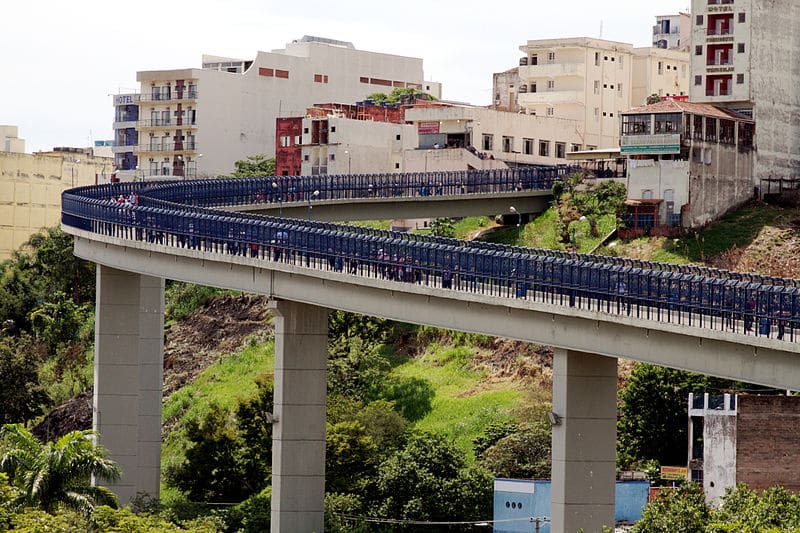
119;36;441;180
690;0;800;186
497;37;689;151
0;150;109;260
1;126;25;154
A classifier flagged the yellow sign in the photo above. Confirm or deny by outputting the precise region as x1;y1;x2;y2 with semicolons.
660;466;688;480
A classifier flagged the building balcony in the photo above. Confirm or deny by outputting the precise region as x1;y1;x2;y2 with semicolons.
707;27;734;36
136;142;198;155
113;120;138;130
519;62;583;80
518;90;582;106
138;91;198;103
138;119;198;129
112;145;138;154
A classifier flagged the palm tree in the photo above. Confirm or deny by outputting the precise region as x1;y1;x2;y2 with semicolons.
0;424;121;517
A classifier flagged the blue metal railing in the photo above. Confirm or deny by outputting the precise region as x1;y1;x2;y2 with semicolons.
61;169;800;343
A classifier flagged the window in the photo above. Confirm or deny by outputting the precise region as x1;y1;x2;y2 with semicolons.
571;143;582;152
539;140;550;157
619;55;624;68
696;14;703;25
330;126;336;133
658;61;664;75
547;52;555;62
737;43;745;53
555;142;566;158
695;75;702;86
329;153;336;161
622;114;651;135
654;113;682;133
275;69;289;79
610;84;615;89
594;80;600;95
546;107;554;116
303;154;310;161
737;73;745;84
595;52;600;66
695;45;703;55
395;134;401;140
641;189;654;200
618;83;623;93
547;80;555;90
738;12;746;23
303;127;309;134
280;136;291;147
523;138;535;155
482;133;494;151
530;81;537;93
502;136;513;152
594;107;600;121
395;162;400;169
530;54;538;65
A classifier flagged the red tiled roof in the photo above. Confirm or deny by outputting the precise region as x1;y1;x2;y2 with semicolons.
624;99;753;122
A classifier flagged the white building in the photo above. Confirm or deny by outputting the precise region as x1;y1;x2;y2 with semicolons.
117;36;440;179
653;13;691;52
690;0;800;187
620;99;754;230
403;104;582;171
300;114;418;176
505;37;690;151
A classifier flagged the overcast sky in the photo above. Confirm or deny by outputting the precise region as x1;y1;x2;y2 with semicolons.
2;0;689;153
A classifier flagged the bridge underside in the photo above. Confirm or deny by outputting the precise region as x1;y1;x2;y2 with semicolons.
234;192;551;222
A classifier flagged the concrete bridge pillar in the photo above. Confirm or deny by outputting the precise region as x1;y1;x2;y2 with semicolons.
268;300;330;533
550;349;618;533
93;266;164;504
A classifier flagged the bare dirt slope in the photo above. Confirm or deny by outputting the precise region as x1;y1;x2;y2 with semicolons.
32;294;272;440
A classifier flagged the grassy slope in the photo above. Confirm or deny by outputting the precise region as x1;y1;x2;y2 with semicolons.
161;340;275;473
390;342;523;454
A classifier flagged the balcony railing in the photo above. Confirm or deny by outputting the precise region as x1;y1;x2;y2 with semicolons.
138;91;199;103
138;119;198;128
707;27;733;36
137;142;198;153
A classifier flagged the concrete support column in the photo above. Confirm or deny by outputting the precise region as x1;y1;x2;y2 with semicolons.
94;266;164;505
550;349;618;533
268;300;329;533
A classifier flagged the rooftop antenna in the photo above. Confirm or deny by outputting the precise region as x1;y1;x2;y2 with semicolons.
599;20;604;39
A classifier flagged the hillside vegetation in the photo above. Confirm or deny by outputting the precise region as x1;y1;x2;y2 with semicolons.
3;193;800;530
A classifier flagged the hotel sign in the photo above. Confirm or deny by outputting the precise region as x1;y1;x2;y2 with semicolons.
114;94;140;105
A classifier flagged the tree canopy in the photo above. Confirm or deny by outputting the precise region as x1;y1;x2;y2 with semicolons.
0;424;120;517
229;154;276;177
367;87;437;104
